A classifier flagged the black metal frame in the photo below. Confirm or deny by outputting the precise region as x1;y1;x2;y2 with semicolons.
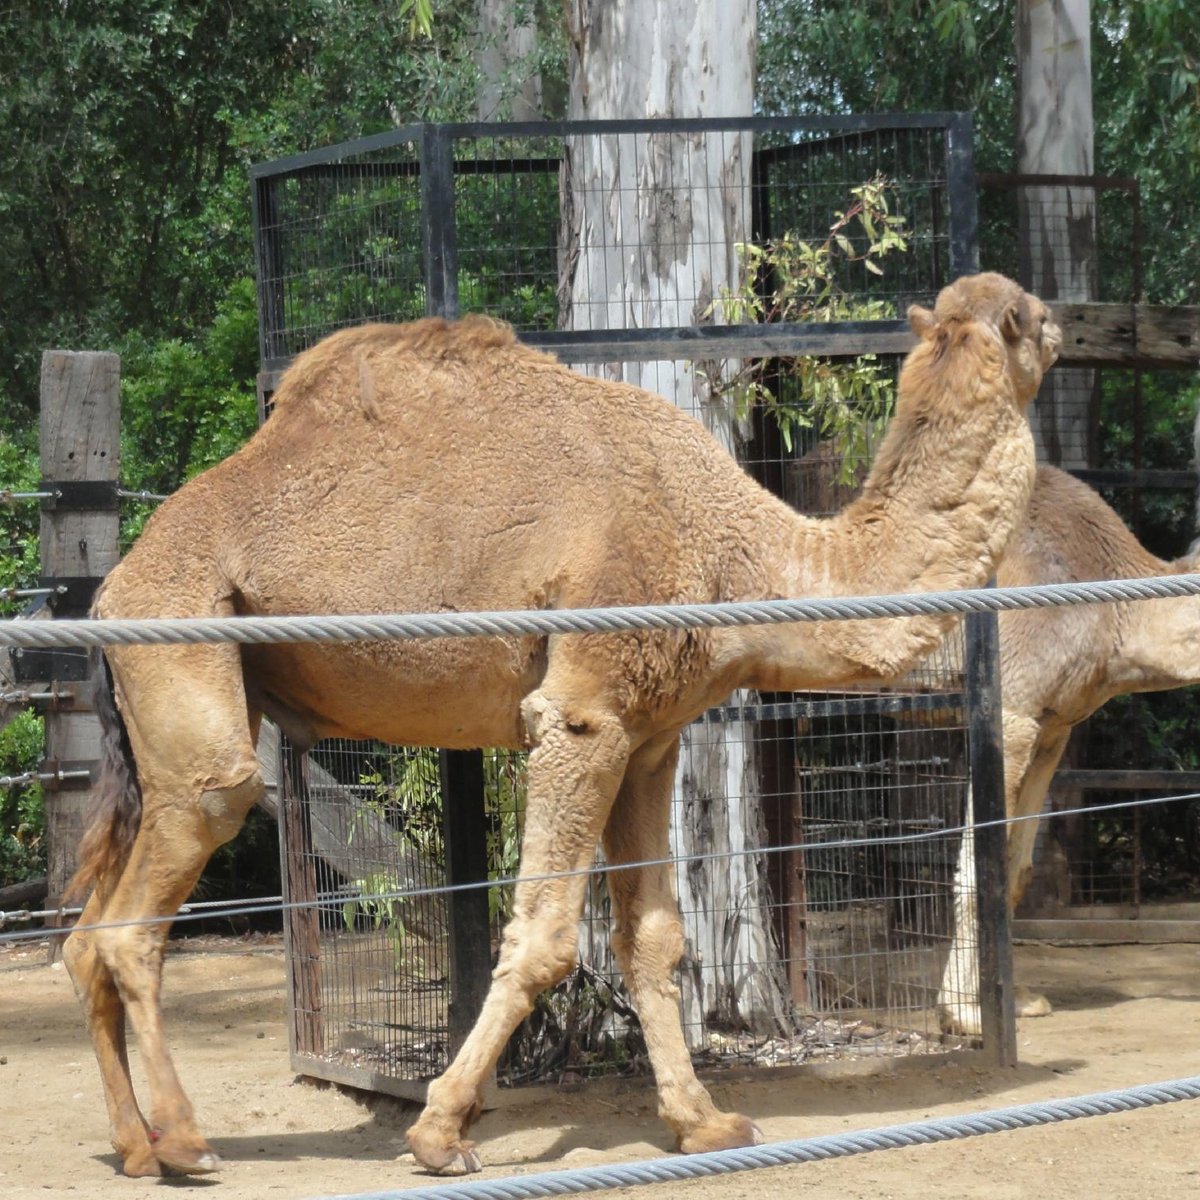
251;114;1014;1091
251;113;978;375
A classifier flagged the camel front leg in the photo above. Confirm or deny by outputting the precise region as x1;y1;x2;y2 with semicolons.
63;890;161;1177
602;733;761;1156
938;715;1031;1036
1004;728;1073;1020
407;696;630;1175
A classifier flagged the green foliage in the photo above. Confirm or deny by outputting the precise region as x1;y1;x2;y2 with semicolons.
342;868;415;962
401;0;435;40
340;749;442;962
483;751;526;927
1098;370;1200;559
0;434;42;616
757;1;1200;306
1092;1;1200;304
709;176;907;467
0;711;46;885
757;0;1015;168
0;0;483;427
340;746;527;956
119;276;259;501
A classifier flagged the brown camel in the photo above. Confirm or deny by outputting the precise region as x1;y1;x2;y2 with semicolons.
62;272;1058;1178
938;463;1200;1034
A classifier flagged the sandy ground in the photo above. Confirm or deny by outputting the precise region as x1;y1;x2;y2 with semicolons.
2;935;1199;1200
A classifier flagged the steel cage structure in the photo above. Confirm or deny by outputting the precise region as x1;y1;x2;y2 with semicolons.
249;114;1014;1101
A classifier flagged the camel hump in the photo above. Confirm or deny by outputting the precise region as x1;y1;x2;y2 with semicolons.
272;315;533;414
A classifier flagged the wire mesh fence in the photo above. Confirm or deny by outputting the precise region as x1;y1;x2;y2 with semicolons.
278;687;978;1096
251;115;974;378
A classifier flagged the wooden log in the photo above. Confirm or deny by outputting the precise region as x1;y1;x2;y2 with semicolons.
256;721;447;941
279;745;324;1059
1012;918;1200;943
1054;768;1200;790
0;877;48;911
1054;302;1200;367
1016;0;1096;469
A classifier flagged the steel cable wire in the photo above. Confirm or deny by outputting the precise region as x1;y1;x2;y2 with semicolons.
3;789;1197;940
1;575;1200;651
305;1077;1200;1200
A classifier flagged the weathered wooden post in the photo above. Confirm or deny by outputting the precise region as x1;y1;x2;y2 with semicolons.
28;350;121;930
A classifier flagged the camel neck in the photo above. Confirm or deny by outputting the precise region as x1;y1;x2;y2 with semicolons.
728;349;1036;692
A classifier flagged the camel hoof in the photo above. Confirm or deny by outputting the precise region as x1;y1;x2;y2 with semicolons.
678;1113;763;1156
432;1146;483;1176
1016;986;1053;1018
120;1147;164;1178
408;1118;483;1176
408;1136;482;1176
408;1094;487;1175
149;1129;222;1175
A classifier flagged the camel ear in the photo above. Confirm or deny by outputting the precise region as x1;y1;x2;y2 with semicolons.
1000;300;1024;344
907;304;938;340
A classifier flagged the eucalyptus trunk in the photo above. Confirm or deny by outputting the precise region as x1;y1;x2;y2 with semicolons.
1016;0;1096;470
475;0;543;121
561;0;790;1042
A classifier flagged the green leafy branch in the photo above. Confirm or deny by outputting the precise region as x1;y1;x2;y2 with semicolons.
399;0;434;39
708;175;908;477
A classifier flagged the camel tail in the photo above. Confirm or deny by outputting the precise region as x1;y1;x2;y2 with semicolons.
67;649;143;902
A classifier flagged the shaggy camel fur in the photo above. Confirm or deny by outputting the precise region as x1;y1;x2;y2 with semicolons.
63;272;1058;1178
938;464;1200;1034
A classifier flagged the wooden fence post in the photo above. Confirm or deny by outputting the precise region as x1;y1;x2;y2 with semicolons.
33;350;121;930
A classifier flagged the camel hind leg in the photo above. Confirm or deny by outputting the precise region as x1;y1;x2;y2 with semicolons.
939;715;1066;1035
602;733;761;1155
63;886;162;1176
76;642;264;1175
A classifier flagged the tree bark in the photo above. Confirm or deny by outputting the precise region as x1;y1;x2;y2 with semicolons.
1016;0;1096;470
562;1;790;1041
475;0;543;121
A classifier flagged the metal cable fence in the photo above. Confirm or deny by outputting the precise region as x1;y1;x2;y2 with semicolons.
6;574;1200;1092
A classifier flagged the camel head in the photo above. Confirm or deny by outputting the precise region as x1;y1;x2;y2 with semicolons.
908;272;1061;408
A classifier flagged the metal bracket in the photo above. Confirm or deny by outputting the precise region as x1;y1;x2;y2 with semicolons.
11;645;93;683
10;579;102;682
42;681;87;711
38;480;120;512
0;682;83;711
38;759;94;791
40;575;104;617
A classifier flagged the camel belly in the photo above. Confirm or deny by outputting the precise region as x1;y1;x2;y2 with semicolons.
242;635;544;751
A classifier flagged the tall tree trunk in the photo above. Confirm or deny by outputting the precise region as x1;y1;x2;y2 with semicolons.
475;0;543;121
1016;0;1096;470
1015;0;1094;929
562;1;790;1041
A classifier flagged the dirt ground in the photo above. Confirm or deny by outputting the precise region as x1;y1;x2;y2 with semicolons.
2;935;1199;1200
